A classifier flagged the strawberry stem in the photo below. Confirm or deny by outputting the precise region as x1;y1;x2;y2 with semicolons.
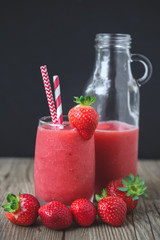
73;96;96;106
2;193;21;213
95;188;107;202
118;174;148;201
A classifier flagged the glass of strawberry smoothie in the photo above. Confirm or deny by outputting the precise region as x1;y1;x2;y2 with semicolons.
34;116;95;206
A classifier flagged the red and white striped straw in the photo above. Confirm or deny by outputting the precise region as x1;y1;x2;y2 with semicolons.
40;65;57;124
53;75;63;124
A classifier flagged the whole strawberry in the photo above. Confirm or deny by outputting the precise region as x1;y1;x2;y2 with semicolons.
107;174;148;212
68;96;99;140
70;199;97;227
38;201;73;230
98;196;127;226
2;193;40;226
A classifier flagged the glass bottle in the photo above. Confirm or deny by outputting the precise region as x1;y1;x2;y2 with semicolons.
84;34;152;193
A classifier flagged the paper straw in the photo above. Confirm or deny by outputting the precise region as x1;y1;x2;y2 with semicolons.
53;75;63;124
40;65;57;123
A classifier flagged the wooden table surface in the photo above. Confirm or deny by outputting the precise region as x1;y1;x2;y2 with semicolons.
0;158;160;240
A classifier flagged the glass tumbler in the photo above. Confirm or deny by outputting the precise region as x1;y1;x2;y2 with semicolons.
34;116;95;205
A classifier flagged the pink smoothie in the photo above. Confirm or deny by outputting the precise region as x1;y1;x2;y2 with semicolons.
34;123;95;205
94;121;139;194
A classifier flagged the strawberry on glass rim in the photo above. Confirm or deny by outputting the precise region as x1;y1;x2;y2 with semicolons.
68;96;99;140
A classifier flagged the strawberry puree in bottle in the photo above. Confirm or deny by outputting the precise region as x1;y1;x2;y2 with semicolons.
34;116;95;206
94;121;139;194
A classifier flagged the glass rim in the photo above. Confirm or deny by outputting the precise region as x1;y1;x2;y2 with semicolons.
39;115;69;127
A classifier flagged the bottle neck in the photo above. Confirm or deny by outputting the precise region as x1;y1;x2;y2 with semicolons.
94;46;131;80
94;34;131;79
95;33;131;49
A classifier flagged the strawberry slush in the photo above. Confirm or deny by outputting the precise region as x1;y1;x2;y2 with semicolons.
34;120;95;206
94;121;139;194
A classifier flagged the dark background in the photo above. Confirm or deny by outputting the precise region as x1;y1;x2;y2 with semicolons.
0;0;159;158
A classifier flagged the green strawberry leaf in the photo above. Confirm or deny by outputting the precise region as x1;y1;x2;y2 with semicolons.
126;191;132;196
132;195;139;201
126;175;132;183
86;96;91;102
143;192;149;198
117;187;129;192
139;179;145;186
129;173;134;182
2;203;11;211
91;97;96;104
6;194;16;203
10;200;19;210
101;188;107;197
80;96;85;103
3;207;12;212
142;186;148;191
134;175;139;184
9;209;17;213
121;178;128;186
95;194;102;202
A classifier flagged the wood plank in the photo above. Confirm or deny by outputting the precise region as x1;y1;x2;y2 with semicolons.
65;214;137;240
138;161;160;240
131;198;154;240
0;159;160;240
